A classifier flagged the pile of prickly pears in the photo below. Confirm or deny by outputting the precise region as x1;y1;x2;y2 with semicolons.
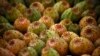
0;0;100;56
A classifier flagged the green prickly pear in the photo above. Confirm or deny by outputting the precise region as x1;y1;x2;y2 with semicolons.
5;7;23;23
42;47;60;56
16;3;27;15
28;21;47;35
18;46;38;56
67;23;80;34
25;8;41;22
23;32;38;45
29;39;45;55
39;30;60;42
61;8;79;22
43;7;59;22
53;1;70;14
30;2;44;13
46;37;68;56
39;16;54;28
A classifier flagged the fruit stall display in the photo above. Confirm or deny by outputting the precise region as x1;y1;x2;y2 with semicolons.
0;0;100;56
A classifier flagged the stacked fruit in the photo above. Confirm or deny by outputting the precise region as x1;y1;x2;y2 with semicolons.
0;0;100;56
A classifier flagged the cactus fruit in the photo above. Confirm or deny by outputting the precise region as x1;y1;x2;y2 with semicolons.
43;7;59;22
69;37;94;55
25;8;41;22
79;16;97;29
6;39;26;54
73;1;92;15
29;39;45;55
61;8;79;22
0;15;8;23
92;47;100;56
18;47;38;56
60;19;72;28
81;9;96;18
16;3;27;14
5;7;23;23
23;32;38;45
0;23;14;36
61;31;79;43
46;37;68;56
30;2;44;13
67;23;80;34
28;21;47;35
80;25;100;42
53;1;70;14
94;38;100;48
14;16;30;32
41;47;60;56
0;47;15;56
39;30;60;42
3;30;24;41
39;16;54;28
50;24;67;36
42;0;55;8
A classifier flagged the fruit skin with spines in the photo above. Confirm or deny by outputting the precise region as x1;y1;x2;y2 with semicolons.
14;16;30;32
3;30;24;41
29;39;45;56
39;16;55;29
46;37;68;56
53;1;70;14
73;1;93;15
60;19;72;28
28;21;47;35
15;3;27;15
67;23;80;34
50;24;67;36
30;2;44;13
79;16;97;29
81;9;96;18
5;7;23;23
61;8;79;22
24;8;41;22
80;25;100;42
6;39;26;54
18;46;38;56
43;7;59;22
23;32;38;45
69;37;95;55
41;47;60;56
61;31;79;44
39;30;60;42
